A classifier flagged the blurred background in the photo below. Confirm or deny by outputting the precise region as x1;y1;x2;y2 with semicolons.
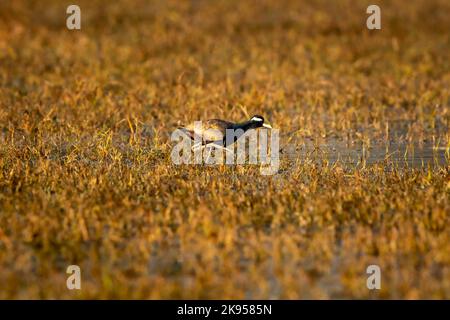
0;0;448;299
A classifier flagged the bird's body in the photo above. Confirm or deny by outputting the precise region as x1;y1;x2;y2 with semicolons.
182;119;234;145
179;115;272;150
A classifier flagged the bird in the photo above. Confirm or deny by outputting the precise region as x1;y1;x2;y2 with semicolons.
179;115;272;153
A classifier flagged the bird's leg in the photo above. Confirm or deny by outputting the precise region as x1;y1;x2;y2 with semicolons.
191;143;205;164
191;142;203;151
201;143;234;164
204;145;213;164
209;143;233;154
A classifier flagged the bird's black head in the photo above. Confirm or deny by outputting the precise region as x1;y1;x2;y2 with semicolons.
250;115;264;124
249;115;272;129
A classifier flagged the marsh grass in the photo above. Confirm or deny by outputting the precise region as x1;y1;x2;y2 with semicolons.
0;0;449;298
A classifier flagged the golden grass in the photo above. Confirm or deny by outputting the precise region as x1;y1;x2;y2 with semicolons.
0;0;449;298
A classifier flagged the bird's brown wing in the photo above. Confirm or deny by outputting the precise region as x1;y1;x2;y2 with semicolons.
183;119;233;143
178;127;199;141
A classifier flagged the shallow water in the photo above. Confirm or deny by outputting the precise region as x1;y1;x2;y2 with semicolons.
282;121;448;169
288;138;447;168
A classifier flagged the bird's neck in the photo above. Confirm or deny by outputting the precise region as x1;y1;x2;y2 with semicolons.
234;121;255;132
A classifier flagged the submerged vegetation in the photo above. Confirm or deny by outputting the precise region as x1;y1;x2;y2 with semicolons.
0;0;449;298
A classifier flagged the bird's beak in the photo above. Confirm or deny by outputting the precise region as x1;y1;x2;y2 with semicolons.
263;123;272;129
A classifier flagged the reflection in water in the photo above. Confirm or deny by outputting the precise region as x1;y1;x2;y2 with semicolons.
282;121;448;169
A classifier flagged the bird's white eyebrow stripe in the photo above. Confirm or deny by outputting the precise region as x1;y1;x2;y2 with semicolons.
251;117;263;121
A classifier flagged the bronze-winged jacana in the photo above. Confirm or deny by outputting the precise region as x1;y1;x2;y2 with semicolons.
179;115;272;152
